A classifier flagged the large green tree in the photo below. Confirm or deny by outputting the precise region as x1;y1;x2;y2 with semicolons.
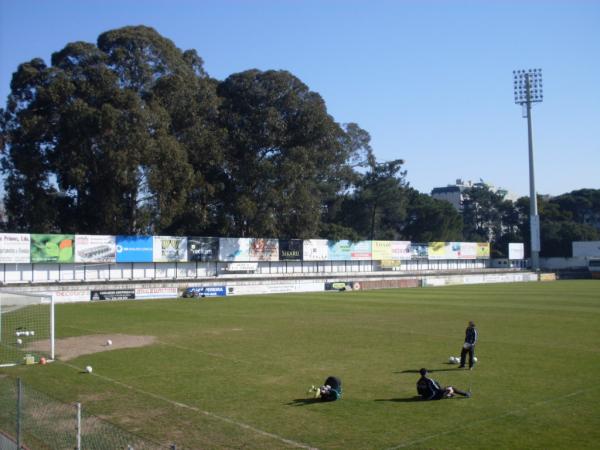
216;69;356;238
402;189;463;242
1;27;222;234
334;159;409;240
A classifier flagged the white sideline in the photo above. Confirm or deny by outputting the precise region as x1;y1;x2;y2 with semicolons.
61;361;319;450
386;388;596;449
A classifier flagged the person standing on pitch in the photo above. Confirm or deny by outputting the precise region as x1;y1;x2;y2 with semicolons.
459;321;478;369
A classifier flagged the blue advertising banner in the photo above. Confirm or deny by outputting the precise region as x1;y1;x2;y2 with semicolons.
183;286;227;297
327;240;352;260
219;238;251;261
116;236;153;262
327;240;372;260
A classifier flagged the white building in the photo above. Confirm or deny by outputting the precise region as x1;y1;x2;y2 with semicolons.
431;179;516;211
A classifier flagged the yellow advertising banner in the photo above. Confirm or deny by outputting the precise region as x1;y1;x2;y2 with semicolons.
428;242;447;259
381;260;402;268
372;241;392;260
476;242;490;259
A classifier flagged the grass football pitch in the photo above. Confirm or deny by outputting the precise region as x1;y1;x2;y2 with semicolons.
2;280;599;449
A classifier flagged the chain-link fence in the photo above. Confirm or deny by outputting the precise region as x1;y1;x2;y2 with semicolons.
0;377;177;450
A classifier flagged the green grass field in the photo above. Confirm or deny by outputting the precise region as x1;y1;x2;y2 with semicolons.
2;280;600;449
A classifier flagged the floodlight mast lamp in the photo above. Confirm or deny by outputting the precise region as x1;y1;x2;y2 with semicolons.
513;68;543;270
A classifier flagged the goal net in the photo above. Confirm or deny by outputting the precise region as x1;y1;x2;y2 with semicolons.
0;290;54;367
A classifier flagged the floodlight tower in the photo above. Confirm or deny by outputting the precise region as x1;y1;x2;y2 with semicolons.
513;68;543;271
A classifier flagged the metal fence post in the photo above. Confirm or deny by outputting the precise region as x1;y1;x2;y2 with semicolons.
16;378;22;450
75;402;81;450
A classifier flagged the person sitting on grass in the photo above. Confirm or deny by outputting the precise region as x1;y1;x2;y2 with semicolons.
308;376;342;401
416;368;471;400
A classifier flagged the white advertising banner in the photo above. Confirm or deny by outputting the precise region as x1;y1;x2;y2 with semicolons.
134;287;179;299
226;282;324;296
303;239;329;261
456;242;477;260
50;290;91;303
153;236;188;262
0;233;30;263
75;235;116;263
509;243;525;260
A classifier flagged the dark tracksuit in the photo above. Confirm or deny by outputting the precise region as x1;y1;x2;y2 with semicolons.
321;376;342;401
417;376;445;400
460;325;478;368
417;376;470;400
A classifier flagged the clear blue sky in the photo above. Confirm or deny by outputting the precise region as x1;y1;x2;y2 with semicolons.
1;0;599;197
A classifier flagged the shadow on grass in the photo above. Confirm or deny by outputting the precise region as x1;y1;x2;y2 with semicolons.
396;365;462;374
287;398;323;406
374;396;423;403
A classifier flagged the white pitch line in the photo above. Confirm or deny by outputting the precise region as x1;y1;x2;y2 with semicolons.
386;388;596;449
61;361;318;450
155;339;249;364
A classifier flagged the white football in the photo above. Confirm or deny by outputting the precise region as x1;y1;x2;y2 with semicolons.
85;365;93;373
106;339;112;346
30;331;35;336
473;357;478;363
449;356;457;364
16;338;23;345
24;331;30;337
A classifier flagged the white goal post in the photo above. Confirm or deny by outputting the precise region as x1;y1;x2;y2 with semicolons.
0;290;54;367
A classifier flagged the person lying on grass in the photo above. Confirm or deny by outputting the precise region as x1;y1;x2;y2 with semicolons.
416;368;471;400
308;376;342;401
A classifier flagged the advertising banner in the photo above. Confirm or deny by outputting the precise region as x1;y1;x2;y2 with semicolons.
116;236;153;262
477;242;491;259
75;235;116;263
226;262;258;271
219;238;251;261
428;242;448;260
350;241;372;260
450;242;477;260
249;238;279;261
51;290;90;303
324;281;361;291
327;240;372;260
371;241;412;260
303;239;328;261
153;236;188;262
429;242;478;260
572;241;600;257
90;289;135;300
31;234;75;263
279;239;303;261
381;260;402;269
134;287;179;299
0;233;30;263
187;237;219;262
508;243;525;260
183;286;227;297
327;240;352;260
227;282;323;296
411;243;429;259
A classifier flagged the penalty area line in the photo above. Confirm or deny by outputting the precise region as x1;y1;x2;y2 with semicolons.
386;387;597;449
60;361;318;450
